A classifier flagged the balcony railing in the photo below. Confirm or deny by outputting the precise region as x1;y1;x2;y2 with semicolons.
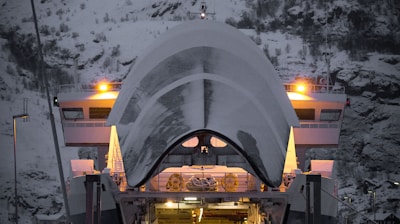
284;83;345;94
58;82;122;93
298;122;339;129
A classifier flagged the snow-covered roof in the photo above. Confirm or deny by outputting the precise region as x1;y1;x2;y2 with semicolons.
107;20;299;187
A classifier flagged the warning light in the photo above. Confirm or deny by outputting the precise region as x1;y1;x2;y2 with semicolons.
296;83;307;93
53;96;59;107
98;82;109;92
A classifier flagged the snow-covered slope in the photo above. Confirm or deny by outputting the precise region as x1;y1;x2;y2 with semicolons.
0;0;399;223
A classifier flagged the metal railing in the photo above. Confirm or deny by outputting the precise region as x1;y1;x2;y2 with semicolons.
284;83;345;94
147;172;259;193
62;121;108;127
299;122;340;129
58;82;123;93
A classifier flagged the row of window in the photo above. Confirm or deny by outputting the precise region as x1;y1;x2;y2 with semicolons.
294;109;342;121
62;107;111;120
62;107;341;122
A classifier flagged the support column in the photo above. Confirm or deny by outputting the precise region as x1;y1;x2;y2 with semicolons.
306;174;321;224
97;146;108;172
305;180;310;224
86;174;101;224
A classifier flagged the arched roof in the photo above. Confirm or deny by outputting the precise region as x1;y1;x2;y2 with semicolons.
107;20;299;187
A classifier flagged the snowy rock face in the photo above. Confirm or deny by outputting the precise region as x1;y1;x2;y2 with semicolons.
304;53;400;220
340;97;400;172
331;55;400;220
337;55;400;170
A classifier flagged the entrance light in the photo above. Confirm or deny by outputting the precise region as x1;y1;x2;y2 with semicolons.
166;201;173;207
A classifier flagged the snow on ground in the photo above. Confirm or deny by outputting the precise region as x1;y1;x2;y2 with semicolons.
0;81;79;223
0;0;399;223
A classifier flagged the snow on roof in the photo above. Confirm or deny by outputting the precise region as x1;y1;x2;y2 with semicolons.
107;20;299;187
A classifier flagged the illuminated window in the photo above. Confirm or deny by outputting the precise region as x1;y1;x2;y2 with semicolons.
182;136;227;148
89;107;111;119
210;136;227;147
320;109;341;121
294;108;315;120
62;108;84;120
182;137;199;147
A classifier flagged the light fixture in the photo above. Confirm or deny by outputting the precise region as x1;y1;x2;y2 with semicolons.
201;145;208;154
98;82;108;92
198;207;203;222
184;197;197;201
166;201;174;207
53;96;59;107
13;113;29;224
296;83;307;93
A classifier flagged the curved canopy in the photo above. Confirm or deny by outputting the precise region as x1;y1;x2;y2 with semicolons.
107;20;299;187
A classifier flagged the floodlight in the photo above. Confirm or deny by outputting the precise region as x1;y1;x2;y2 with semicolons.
296;83;306;93
98;82;109;92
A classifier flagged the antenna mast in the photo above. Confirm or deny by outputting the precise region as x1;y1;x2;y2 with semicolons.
324;2;330;92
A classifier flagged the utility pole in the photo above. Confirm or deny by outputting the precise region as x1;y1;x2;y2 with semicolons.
305;174;321;224
324;0;331;92
30;0;71;222
12;113;29;224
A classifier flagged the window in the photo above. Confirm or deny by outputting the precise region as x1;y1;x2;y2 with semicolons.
210;136;227;147
294;109;315;120
320;109;342;121
62;108;84;120
89;107;111;119
181;136;227;148
182;137;199;147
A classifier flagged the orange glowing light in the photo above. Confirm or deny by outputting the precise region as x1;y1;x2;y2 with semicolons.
287;92;314;101
98;83;108;92
166;201;174;207
296;84;307;93
88;92;119;100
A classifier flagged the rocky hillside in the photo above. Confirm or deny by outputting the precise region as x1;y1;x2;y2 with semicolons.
335;54;400;221
0;0;399;222
245;0;400;57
